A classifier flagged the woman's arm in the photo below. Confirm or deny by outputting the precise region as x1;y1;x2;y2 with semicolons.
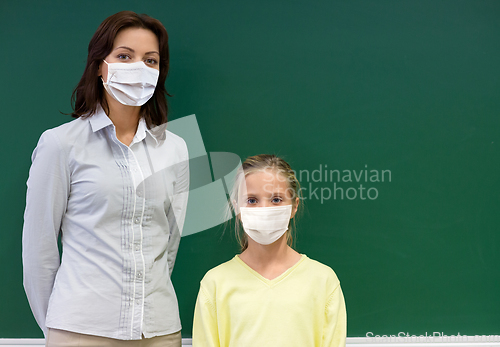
22;130;70;336
166;141;189;276
323;284;347;347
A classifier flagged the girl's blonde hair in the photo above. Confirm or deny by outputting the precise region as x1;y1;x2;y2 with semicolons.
228;154;302;251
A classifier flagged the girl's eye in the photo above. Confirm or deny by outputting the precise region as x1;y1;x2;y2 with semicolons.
271;197;283;204
145;58;158;65
247;198;257;205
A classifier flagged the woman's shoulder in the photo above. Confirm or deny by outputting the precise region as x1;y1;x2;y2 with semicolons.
164;128;185;143
35;118;89;151
46;117;88;133
149;124;188;158
164;130;188;152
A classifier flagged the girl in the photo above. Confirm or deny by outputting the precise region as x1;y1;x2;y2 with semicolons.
22;11;188;347
192;154;346;346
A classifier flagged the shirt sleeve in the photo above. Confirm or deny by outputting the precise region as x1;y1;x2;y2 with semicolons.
192;284;220;347
22;130;69;336
323;283;347;347
166;141;189;276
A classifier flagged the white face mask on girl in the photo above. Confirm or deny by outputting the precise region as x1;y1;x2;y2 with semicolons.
239;205;292;245
101;60;159;106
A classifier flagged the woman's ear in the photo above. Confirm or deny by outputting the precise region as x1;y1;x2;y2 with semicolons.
98;61;107;81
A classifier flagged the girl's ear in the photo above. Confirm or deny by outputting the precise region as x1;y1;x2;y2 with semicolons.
291;197;299;219
232;199;241;219
232;200;241;223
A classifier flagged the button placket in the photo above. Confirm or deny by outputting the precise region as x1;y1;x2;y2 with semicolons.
127;147;147;338
109;129;147;338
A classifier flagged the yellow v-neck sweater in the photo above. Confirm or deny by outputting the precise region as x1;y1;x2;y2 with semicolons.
193;255;346;347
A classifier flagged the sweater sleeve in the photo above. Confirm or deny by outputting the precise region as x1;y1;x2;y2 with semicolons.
192;284;220;347
22;130;69;336
322;283;347;347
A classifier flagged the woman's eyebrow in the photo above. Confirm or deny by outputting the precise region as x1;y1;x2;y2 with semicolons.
113;46;159;55
114;46;134;52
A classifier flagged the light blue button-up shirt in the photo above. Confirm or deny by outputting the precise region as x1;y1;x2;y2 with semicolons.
22;108;189;340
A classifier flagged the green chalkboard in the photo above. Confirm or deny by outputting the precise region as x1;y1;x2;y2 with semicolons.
1;0;499;339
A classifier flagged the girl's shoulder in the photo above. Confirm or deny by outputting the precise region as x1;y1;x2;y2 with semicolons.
198;256;242;296
300;255;341;286
302;255;337;272
201;256;241;283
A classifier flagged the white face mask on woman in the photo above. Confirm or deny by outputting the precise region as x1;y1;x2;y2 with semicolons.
101;60;159;106
239;205;292;245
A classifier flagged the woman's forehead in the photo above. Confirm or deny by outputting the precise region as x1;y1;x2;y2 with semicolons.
113;27;159;50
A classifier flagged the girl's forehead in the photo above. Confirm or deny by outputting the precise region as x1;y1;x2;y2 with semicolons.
241;169;289;192
249;169;285;180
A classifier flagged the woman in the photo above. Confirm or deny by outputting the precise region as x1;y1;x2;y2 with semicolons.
193;155;346;347
22;11;189;346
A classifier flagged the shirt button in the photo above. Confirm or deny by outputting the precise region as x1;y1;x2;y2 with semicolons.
135;244;141;252
137;271;143;278
136;300;141;305
134;217;140;224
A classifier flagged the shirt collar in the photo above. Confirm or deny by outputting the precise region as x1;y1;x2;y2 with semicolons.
89;107;113;133
146;123;167;146
88;106;165;146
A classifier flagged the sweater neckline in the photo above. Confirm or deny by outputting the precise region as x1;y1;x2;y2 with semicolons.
234;254;307;287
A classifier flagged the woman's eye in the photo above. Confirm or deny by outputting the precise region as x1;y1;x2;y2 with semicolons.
117;54;131;60
145;58;158;65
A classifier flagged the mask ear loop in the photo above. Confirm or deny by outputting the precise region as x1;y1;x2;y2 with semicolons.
101;60;114;85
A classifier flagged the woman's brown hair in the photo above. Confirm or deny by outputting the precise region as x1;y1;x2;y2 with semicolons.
71;11;170;127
